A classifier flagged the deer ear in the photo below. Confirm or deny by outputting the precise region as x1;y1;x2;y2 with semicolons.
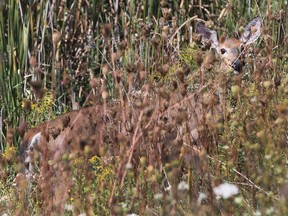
241;16;262;45
197;22;218;49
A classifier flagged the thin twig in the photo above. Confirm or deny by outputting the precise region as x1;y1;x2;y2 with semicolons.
119;110;144;189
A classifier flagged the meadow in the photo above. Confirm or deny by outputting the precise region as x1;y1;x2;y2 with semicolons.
0;0;288;215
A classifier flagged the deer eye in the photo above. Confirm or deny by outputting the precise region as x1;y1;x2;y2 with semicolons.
220;48;226;54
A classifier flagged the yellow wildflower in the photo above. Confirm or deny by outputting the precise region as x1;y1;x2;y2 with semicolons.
3;146;16;161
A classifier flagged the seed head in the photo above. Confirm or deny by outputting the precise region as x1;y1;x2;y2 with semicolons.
52;30;62;44
125;63;135;73
102;65;109;77
192;34;202;44
151;35;161;47
195;51;203;66
29;56;37;68
139;70;147;81
30;80;42;91
161;64;169;76
23;99;31;112
101;23;112;40
6;128;15;146
119;40;127;50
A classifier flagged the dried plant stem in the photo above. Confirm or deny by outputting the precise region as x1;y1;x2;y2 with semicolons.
120;110;144;188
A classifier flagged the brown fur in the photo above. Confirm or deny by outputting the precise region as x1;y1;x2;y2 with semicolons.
20;105;121;214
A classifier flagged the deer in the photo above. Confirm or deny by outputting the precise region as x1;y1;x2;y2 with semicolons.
19;16;261;214
196;16;261;107
19;105;122;214
197;16;261;75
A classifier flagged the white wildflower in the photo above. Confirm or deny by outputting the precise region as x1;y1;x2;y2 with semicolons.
154;193;163;200
126;162;133;169
177;181;189;191
253;210;261;216
197;192;207;206
213;183;239;199
65;204;73;211
234;196;243;204
164;185;171;191
266;207;274;215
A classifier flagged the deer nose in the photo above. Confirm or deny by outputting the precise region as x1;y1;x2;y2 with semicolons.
231;60;242;74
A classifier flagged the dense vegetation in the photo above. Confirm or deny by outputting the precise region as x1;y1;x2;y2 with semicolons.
0;0;288;215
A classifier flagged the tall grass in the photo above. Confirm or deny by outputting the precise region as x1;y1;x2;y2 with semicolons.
0;0;288;215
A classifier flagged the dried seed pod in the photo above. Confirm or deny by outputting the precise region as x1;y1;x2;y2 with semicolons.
30;80;42;91
101;90;109;100
139;70;147;81
202;51;216;69
160;0;168;7
15;173;28;191
182;64;190;75
125;63;135;73
162;8;172;21
63;70;71;87
6;128;15;146
90;78;99;89
116;50;123;58
128;73;134;85
192;34;201;44
119;40;127;50
102;64;109;76
179;83;187;96
172;16;177;29
274;73;282;88
35;88;46;100
161;64;169;76
101;23;112;40
179;8;186;16
116;70;123;83
29;56;37;68
162;25;169;33
52;31;62;44
151;35;161;47
137;62;145;71
141;25;151;38
23;99;31;112
176;68;185;83
195;51;203;66
171;80;178;91
163;54;169;64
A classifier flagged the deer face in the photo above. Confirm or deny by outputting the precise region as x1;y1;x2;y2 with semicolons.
197;16;262;74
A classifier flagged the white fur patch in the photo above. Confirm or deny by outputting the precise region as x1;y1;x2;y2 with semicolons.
30;132;41;149
25;132;42;174
24;155;31;163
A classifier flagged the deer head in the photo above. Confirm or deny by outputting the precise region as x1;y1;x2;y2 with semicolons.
197;16;262;74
